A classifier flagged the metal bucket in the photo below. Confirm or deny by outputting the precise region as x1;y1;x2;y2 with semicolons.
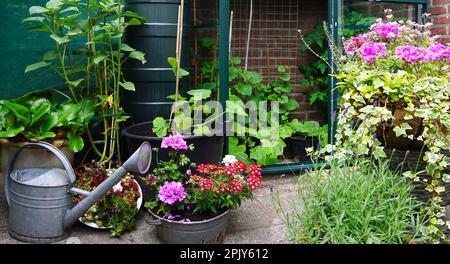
5;142;76;243
146;209;230;244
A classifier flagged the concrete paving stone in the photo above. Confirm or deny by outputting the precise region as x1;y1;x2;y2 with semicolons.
224;224;291;244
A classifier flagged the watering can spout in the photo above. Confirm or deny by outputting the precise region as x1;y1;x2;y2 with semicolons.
63;142;152;229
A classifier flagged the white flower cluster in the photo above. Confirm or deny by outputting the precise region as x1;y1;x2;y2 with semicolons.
222;155;238;166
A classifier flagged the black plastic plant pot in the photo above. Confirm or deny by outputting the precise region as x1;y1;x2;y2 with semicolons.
290;136;318;162
122;121;224;171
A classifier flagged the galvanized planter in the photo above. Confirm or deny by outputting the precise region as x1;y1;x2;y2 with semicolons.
146;209;230;244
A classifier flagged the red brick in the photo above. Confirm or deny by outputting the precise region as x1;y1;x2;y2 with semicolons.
433;16;450;24
431;26;447;35
429;6;447;15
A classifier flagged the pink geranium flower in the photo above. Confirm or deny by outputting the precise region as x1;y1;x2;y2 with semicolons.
358;42;387;64
370;22;399;39
158;181;186;205
394;45;425;63
161;134;188;150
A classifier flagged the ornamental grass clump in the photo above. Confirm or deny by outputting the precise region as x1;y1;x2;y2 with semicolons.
279;159;426;244
317;10;450;242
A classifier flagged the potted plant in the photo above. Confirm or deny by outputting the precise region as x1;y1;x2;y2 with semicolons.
288;120;328;162
122;55;225;168
317;10;450;242
143;134;262;244
73;162;142;237
22;0;147;165
0;90;94;172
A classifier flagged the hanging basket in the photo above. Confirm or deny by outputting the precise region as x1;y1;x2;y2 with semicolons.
385;148;450;205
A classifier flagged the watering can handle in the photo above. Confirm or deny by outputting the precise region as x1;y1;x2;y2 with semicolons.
4;141;77;205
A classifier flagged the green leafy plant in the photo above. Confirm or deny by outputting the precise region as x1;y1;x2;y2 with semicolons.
276;158;426;244
290;119;328;147
318;12;450;242
0;91;94;152
23;0;147;163
228;63;300;165
298;24;328;105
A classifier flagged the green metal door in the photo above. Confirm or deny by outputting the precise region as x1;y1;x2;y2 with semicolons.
0;1;63;100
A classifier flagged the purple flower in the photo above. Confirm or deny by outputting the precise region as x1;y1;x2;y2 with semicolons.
394;45;425;63
158;181;186;205
341;106;349;117
373;100;378;107
373;133;377;140
181;218;191;223
186;204;192;211
161;134;188;150
358;42;387;64
375;197;380;207
164;213;175;220
316;141;321;151
370;22;399;39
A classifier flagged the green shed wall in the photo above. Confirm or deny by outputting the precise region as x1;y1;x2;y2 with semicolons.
0;1;62;100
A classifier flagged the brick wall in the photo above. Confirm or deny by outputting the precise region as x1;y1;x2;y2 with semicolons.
429;0;450;44
192;0;328;122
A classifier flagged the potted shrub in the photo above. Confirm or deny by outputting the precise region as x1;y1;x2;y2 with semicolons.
288;120;328;162
0;90;94;172
317;10;450;242
143;134;262;244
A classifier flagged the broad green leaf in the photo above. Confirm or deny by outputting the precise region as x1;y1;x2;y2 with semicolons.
30;99;50;125
152;117;169;137
121;43;136;52
167;57;189;78
68;78;84;88
123;11;146;22
67;131;84;152
93;54;107;65
22;17;45;23
230;57;241;65
1;101;30;123
43;51;59;61
61;6;79;13
278;66;288;73
130;51;147;64
29;6;48;15
50;34;70;44
240;71;263;84
46;0;63;10
128;18;143;26
187;89;212;100
286;98;300;111
0;126;25;138
25;61;50;73
235;82;252;96
120;81;136;91
27;131;56;141
280;74;291;82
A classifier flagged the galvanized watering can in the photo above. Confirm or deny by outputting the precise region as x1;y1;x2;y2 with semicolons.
4;141;152;243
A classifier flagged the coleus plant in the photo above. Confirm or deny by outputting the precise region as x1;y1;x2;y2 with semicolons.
317;11;450;242
0;91;94;152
